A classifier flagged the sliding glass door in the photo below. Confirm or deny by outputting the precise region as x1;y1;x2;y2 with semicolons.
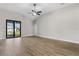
6;20;21;38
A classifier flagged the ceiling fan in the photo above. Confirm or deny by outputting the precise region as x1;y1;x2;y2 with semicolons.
28;4;42;16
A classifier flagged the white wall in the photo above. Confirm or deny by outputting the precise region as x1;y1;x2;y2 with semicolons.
0;9;33;39
36;4;79;43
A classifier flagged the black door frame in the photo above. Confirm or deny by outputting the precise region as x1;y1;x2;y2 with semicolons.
6;19;21;38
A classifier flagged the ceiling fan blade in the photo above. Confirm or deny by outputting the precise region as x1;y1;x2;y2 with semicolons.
32;10;35;12
37;11;42;13
36;11;42;15
37;13;40;15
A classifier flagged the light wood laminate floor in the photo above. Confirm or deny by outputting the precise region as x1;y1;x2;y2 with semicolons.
0;36;79;56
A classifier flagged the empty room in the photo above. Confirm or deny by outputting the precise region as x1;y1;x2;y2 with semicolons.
0;3;79;56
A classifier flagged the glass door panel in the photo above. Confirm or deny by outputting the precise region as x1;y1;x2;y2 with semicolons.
6;21;14;38
15;21;21;37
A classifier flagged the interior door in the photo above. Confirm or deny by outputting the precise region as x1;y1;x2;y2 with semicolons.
6;20;21;38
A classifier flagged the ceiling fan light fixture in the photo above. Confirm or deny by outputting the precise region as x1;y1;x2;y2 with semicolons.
33;12;37;16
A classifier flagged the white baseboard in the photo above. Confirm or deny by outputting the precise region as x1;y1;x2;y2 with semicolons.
0;38;5;40
0;34;34;40
22;34;34;37
37;35;79;44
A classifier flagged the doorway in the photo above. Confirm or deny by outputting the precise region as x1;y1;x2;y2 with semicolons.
6;20;21;38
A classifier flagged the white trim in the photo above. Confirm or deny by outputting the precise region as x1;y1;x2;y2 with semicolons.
37;35;79;44
0;38;5;40
0;34;34;40
22;34;34;37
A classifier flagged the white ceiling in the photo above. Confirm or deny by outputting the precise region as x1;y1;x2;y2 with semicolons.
0;3;73;20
